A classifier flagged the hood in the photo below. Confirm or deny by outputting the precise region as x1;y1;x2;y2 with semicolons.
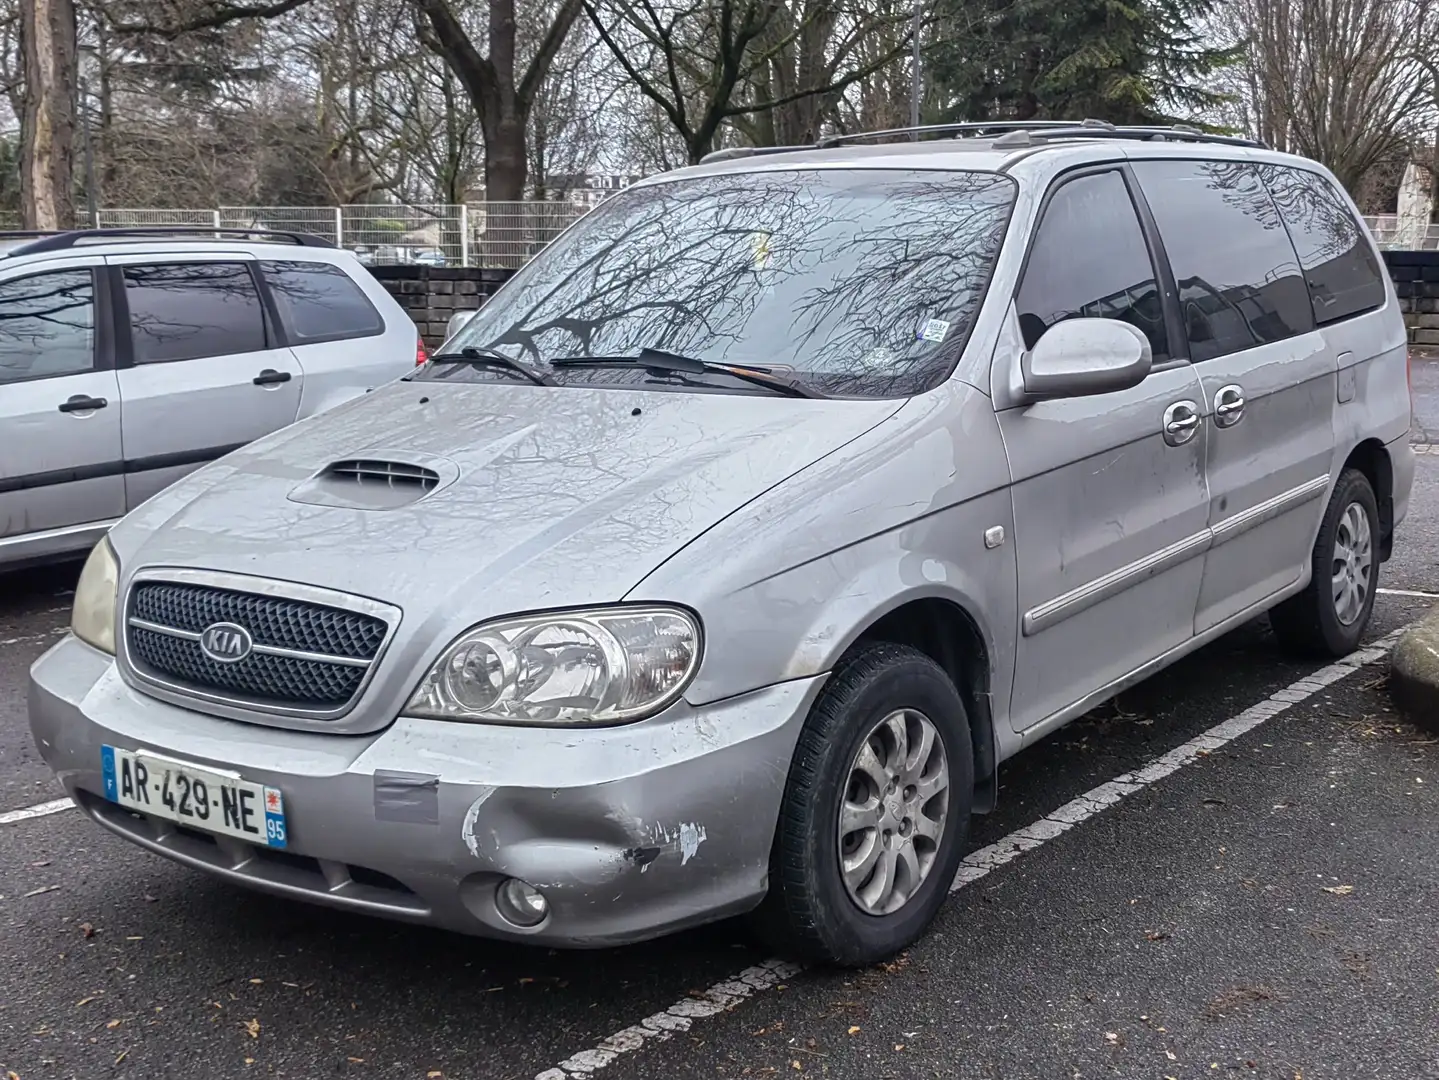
113;380;902;637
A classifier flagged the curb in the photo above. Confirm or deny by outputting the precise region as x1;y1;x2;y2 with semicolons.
1389;605;1439;733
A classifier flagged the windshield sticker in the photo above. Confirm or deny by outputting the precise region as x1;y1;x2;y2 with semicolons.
751;232;772;270
918;318;951;343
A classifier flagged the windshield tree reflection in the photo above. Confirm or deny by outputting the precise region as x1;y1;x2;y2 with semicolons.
436;169;1015;398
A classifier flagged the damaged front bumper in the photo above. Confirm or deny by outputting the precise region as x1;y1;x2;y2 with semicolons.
28;636;824;946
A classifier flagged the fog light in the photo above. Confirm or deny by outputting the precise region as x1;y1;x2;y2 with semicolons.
495;877;548;927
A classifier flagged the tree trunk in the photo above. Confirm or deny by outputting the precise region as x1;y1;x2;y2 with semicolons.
19;0;78;230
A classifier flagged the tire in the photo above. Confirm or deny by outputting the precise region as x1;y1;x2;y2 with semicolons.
1269;467;1380;658
752;642;974;967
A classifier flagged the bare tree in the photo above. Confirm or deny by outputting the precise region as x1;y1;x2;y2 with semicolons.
1225;0;1439;194
19;0;78;228
412;0;585;200
586;0;910;164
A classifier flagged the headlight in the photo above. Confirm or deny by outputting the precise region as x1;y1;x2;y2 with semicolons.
405;606;701;725
72;537;120;654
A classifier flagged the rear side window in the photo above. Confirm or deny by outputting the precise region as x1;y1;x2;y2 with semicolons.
1258;165;1387;325
0;269;95;384
1016;170;1171;363
124;263;267;363
260;260;384;344
1131;160;1313;363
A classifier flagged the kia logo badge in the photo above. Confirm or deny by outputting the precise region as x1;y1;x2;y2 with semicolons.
199;621;253;664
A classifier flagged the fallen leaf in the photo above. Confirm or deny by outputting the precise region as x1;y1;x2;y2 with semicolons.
790;1061;802;1072
8;1070;20;1080
244;1059;254;1066
76;994;101;1007
347;1058;364;1064
249;979;263;985
106;1019;121;1029
243;1018;260;1039
114;1050;128;1066
1322;885;1355;896
847;1026;860;1036
427;1073;444;1079
893;1043;905;1052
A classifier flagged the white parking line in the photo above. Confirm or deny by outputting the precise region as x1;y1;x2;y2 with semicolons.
0;797;75;826
0;627;68;648
532;626;1405;1080
1377;587;1439;599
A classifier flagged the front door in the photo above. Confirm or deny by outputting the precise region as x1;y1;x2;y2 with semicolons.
1128;160;1335;633
108;255;304;509
997;167;1212;733
0;263;125;560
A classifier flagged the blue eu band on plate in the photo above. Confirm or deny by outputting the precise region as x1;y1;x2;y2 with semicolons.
101;745;287;848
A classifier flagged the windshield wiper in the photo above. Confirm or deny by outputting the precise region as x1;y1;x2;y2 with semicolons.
552;348;826;399
426;345;555;387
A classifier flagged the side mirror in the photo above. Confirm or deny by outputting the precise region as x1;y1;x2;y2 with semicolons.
445;310;478;342
1021;318;1153;399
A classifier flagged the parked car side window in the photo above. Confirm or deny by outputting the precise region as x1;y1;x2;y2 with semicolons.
1016;170;1170;363
259;260;384;344
1258;165;1387;326
124;262;267;364
0;269;96;385
1130;160;1314;363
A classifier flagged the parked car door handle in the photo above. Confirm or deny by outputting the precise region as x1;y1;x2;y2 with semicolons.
58;394;108;414
1213;384;1245;428
1162;400;1201;446
253;369;293;387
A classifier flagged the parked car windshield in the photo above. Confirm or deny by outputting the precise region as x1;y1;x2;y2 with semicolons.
433;168;1016;398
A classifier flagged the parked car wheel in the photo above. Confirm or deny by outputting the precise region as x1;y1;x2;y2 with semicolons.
754;642;974;966
1269;467;1380;658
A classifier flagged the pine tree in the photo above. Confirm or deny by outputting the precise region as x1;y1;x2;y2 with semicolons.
927;0;1239;126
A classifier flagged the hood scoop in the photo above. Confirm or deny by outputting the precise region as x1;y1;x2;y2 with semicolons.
287;454;457;510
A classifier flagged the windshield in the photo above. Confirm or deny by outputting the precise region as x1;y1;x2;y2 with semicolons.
433;168;1015;398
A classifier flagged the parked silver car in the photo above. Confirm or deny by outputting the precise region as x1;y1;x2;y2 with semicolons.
0;228;421;570
30;124;1413;965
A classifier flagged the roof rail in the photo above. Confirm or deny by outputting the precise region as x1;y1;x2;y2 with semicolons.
990;124;1267;150
5;226;337;257
815;120;1111;149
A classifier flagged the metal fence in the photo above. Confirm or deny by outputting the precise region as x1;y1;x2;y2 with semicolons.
92;202;591;268
1363;215;1439;251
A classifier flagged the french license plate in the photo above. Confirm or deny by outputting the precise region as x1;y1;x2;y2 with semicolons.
101;746;287;849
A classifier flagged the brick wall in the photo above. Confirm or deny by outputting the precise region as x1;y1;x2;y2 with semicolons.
1382;251;1439;347
367;265;517;349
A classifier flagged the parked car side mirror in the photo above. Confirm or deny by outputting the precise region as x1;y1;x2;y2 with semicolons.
1021;317;1153;400
445;310;478;343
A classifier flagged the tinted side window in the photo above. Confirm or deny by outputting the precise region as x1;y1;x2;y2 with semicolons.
124;263;267;364
1131;160;1313;363
0;269;96;384
260;260;384;343
1016;170;1170;363
1258;165;1386;325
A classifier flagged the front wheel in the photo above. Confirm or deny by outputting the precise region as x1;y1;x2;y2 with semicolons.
1269;467;1380;658
752;642;974;966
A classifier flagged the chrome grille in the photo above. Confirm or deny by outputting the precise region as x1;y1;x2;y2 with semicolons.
125;581;389;715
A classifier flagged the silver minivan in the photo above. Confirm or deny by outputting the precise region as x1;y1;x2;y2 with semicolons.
29;124;1413;966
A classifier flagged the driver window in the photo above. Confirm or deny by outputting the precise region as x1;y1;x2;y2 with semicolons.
1016;170;1171;364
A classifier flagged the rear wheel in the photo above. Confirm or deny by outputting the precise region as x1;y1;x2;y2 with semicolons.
1269;468;1379;658
753;642;973;966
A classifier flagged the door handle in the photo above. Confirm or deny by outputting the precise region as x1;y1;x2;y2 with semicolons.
1162;400;1200;446
1213;384;1245;428
253;369;293;387
58;394;108;414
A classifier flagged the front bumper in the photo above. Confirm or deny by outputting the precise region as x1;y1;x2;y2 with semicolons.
29;636;823;947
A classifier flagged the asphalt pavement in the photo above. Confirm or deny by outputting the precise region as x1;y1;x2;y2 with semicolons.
3;364;1437;1080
